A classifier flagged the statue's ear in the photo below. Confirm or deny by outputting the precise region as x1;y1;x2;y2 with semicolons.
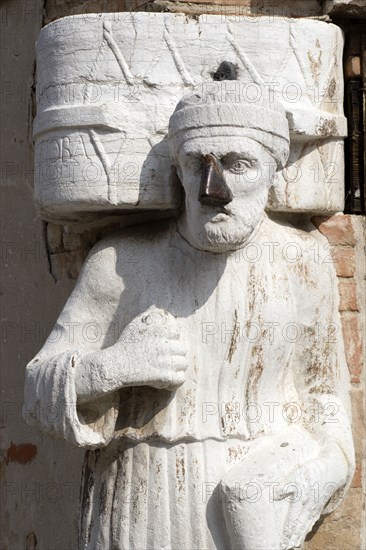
170;165;183;187
170;165;184;210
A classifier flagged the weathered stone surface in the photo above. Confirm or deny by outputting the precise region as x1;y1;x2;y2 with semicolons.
25;80;355;549
34;13;347;222
44;0;324;22
44;0;150;24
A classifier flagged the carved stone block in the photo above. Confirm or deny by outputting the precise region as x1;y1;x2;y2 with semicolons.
34;13;347;222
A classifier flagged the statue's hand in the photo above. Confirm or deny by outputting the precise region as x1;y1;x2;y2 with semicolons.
118;308;188;390
219;433;350;550
274;443;349;549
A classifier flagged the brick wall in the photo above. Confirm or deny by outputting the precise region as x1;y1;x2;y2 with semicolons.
308;214;366;549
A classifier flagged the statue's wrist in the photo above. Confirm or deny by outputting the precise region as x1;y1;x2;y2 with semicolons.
74;346;135;402
320;442;349;483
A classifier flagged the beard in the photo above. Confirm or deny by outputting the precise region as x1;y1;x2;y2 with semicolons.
195;190;268;252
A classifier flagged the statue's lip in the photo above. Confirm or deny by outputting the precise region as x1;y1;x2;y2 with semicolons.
209;212;231;223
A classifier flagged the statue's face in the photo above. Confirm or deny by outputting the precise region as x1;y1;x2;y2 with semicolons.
176;136;275;251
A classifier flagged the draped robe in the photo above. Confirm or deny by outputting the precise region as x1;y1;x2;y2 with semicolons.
24;216;355;549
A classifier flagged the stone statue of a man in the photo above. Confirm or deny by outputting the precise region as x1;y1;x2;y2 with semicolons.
24;83;354;550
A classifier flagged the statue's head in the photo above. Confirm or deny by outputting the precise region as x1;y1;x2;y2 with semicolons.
168;82;290;251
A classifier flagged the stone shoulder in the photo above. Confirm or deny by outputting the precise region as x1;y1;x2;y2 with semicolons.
84;218;174;263
78;219;177;295
262;217;338;289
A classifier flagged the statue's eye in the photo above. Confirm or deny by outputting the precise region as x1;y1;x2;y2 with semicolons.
185;154;202;174
190;160;202;174
229;159;253;174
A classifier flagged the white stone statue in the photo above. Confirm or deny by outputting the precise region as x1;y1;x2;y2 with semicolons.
24;82;354;550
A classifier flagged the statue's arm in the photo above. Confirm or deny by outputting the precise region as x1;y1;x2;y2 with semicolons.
289;254;355;510
24;236;188;448
249;256;356;548
219;243;355;550
23;240;127;447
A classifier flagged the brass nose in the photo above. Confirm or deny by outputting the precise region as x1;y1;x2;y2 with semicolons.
198;154;233;206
